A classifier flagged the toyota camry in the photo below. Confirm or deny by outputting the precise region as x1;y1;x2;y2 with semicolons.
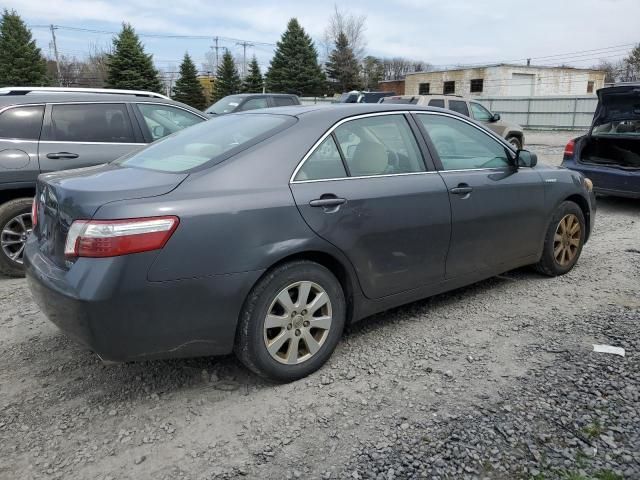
25;104;596;382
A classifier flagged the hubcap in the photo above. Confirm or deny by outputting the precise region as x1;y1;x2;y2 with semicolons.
553;214;581;267
263;281;332;365
1;213;32;265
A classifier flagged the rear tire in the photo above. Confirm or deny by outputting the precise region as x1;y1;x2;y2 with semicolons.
235;260;346;382
534;201;585;277
0;198;33;278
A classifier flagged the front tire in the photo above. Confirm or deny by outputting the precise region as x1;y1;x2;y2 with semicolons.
534;201;585;277
235;260;346;382
0;198;33;277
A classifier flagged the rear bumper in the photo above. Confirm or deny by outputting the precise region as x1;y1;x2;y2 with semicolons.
562;158;640;198
24;237;264;362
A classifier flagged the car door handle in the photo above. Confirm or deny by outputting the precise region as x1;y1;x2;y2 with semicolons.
309;197;346;208
450;185;473;195
46;152;79;159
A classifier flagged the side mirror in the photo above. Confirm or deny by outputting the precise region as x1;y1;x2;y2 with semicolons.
516;149;537;168
491;113;501;122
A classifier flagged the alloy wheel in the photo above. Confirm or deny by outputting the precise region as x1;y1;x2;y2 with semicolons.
1;213;32;265
263;281;333;365
553;213;581;266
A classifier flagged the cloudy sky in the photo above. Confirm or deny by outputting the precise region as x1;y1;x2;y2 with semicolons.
7;0;640;74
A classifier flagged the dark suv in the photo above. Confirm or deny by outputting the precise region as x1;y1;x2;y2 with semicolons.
204;93;301;115
0;87;208;276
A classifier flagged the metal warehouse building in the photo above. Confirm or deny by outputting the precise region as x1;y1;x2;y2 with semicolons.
402;64;606;97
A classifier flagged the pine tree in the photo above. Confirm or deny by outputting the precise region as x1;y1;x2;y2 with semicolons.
325;31;361;92
242;56;263;93
0;10;47;87
266;18;326;95
172;53;207;109
213;50;241;101
106;23;163;93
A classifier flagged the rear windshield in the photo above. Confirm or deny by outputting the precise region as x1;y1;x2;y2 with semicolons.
115;113;295;173
205;96;245;115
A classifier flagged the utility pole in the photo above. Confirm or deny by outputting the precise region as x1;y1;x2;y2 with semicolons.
50;25;62;86
212;37;220;73
236;41;254;78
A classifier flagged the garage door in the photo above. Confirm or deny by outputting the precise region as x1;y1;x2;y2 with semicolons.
510;73;535;96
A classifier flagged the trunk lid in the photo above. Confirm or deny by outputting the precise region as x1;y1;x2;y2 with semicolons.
34;163;187;268
590;84;640;133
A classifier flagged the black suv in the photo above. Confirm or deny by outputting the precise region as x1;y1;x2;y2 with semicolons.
0;87;208;276
204;93;301;115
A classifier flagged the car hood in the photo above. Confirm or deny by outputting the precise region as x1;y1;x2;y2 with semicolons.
591;84;640;130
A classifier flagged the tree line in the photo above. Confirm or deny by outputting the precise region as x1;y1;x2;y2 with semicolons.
2;7;640;111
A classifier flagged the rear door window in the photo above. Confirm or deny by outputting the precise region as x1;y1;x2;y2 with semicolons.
0;105;44;140
294;136;346;181
448;100;470;117
333;115;425;176
137;103;203;141
50;103;136;143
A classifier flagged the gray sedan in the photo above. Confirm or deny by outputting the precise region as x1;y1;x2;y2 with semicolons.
25;104;596;382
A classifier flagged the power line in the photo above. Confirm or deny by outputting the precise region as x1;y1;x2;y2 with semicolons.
29;24;276;46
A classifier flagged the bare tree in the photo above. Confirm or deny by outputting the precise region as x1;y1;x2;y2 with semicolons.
158;66;178;97
380;57;432;80
322;5;367;61
81;43;110;87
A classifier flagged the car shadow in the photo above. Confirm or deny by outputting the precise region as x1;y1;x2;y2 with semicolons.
595;195;639;214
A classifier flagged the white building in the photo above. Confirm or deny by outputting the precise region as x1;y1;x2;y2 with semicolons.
404;64;606;97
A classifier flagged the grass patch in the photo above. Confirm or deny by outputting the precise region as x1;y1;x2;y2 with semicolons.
582;421;604;439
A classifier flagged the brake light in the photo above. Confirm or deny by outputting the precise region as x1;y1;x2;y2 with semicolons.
564;139;575;157
31;197;38;227
64;216;179;258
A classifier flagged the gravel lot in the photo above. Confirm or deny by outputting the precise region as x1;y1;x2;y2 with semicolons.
1;130;639;480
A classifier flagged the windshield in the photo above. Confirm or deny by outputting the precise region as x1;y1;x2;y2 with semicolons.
205;96;245;115
115;114;295;173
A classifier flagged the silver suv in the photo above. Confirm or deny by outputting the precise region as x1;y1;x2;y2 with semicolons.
0;87;208;276
380;94;525;150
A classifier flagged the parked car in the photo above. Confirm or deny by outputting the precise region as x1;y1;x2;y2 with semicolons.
380;94;525;149
204;93;301;115
338;90;396;104
0;87;208;276
561;83;640;198
25;104;595;382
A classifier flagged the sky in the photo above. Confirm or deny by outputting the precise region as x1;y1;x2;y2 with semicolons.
7;0;640;75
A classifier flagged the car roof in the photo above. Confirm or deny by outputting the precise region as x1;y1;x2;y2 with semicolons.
236;103;461;123
0;93;204;113
227;93;298;98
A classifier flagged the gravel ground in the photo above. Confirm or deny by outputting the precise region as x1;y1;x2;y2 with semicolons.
1;131;639;480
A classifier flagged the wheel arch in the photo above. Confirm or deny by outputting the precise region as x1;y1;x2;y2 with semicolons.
246;250;358;326
505;131;524;145
0;188;36;206
564;194;591;241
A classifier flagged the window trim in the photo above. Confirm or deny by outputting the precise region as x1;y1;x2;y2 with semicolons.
290;111;431;184
0;103;45;141
411;111;519;172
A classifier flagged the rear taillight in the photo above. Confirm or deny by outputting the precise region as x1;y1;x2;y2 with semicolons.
31;197;38;227
564;139;575;157
64;216;179;258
